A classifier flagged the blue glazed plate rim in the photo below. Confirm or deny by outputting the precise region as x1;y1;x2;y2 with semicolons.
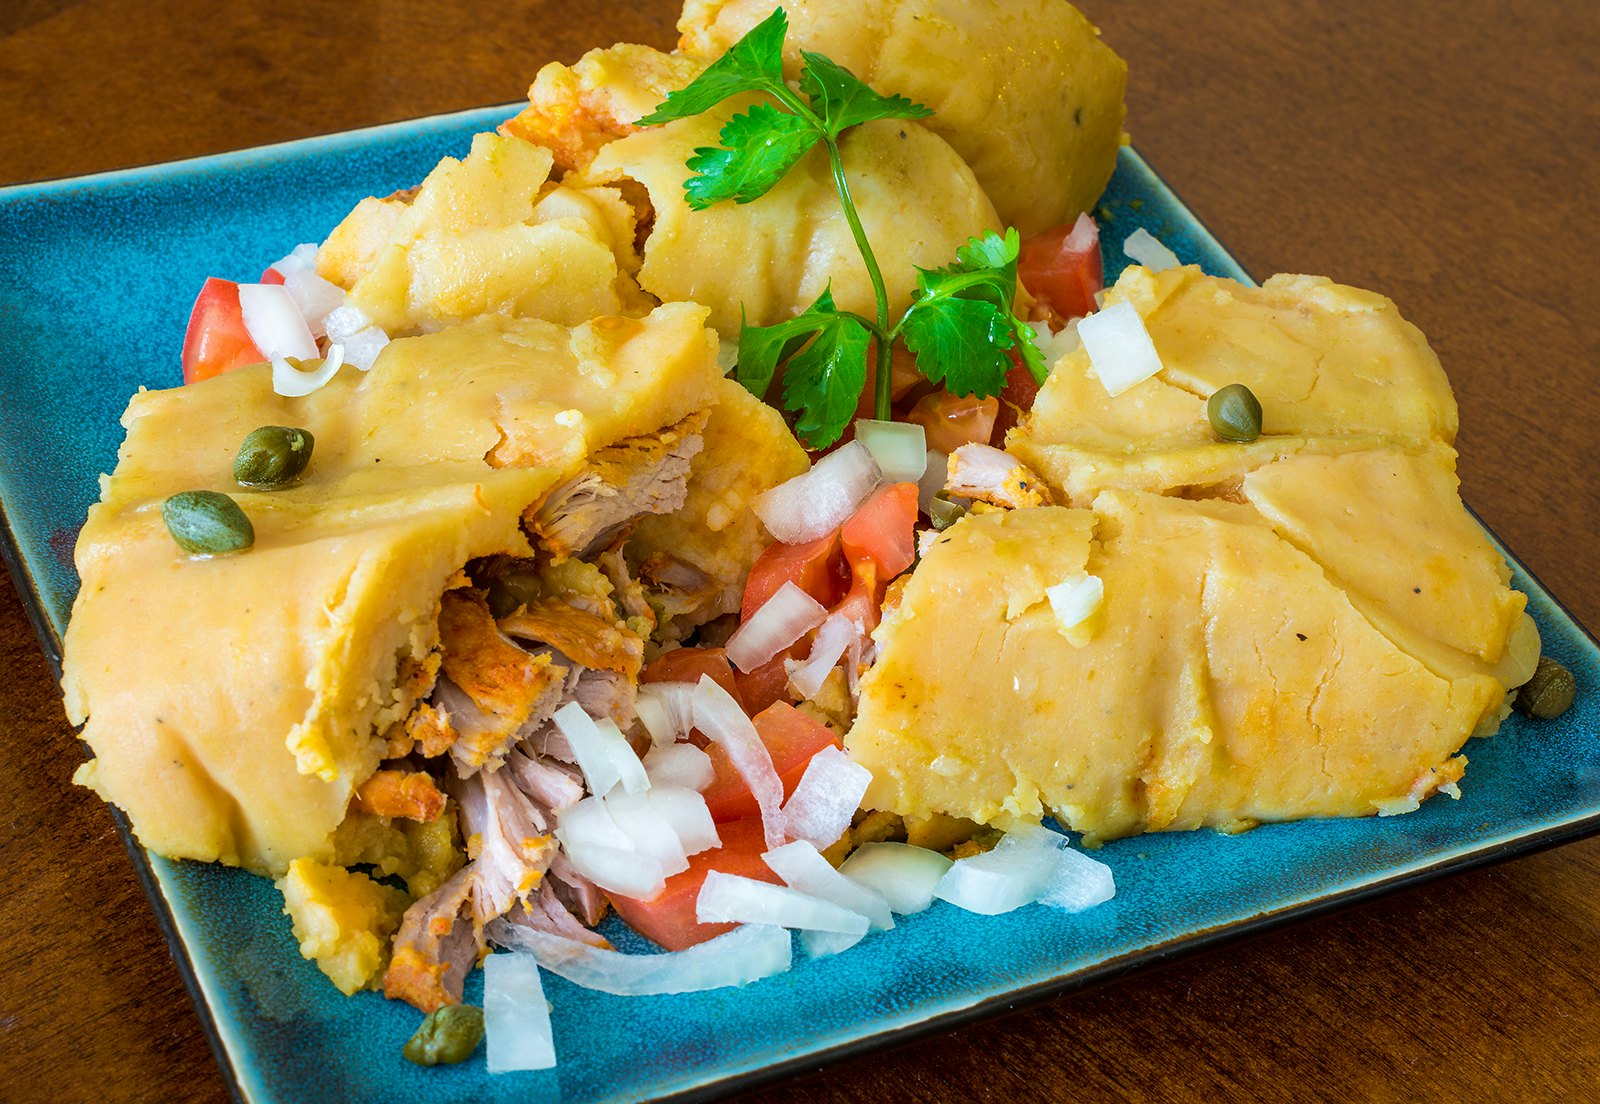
4;104;1598;1104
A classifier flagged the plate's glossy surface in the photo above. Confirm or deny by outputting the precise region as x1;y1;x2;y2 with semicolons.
2;108;1596;1104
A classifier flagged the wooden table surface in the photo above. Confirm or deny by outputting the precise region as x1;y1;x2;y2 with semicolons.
3;2;1598;1101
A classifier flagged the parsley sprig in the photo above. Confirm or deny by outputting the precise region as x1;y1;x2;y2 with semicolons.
639;8;1047;448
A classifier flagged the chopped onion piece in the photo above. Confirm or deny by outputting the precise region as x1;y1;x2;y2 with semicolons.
697;871;869;935
1063;211;1098;253
1039;846;1116;912
635;682;696;746
268;242;319;277
282;267;346;337
553;702;648;797
785;614;858;701
490;923;791;996
559;838;666;900
341;325;389;371
838;842;952;915
271;344;345;398
1032;318;1082;368
643;741;715;792
322;303;371;342
753;440;882;544
780;746;872;850
692;676;785;849
554;795;633;853
484;952;555;1072
1123;227;1181;273
602;790;688;876
853;419;928;484
238;282;318;362
800;929;866;958
763;840;893;931
1047;573;1104;635
725;581;828;673
644;783;720;856
917;449;949;515
933;828;1064;916
1079;300;1163;398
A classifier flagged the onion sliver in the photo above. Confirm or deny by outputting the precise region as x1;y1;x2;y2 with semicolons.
1123;227;1181;273
341;325;389;371
1047;573;1104;635
268;242;319;277
635;682;696;746
916;449;949;515
553;702;648;797
282;267;347;337
559;839;665;900
643;784;720;856
1063;211;1098;254
602;791;689;876
1038;845;1116;912
933;827;1064;916
853;419;927;484
271;344;345;398
838;842;952;915
697;871;870;936
1078;300;1164;397
239;282;318;362
753;440;882;544
484;951;556;1072
725;580;828;673
763;840;893;931
492;923;792;996
692;675;786;849
800;929;866;958
779;746;871;851
643;742;715;792
786;614;858;701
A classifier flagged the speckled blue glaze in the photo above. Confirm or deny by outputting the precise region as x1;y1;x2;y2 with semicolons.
2;111;1597;1104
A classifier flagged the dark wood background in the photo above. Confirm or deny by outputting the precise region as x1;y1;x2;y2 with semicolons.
3;2;1597;1101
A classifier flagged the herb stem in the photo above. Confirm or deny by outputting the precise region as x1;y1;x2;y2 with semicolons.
824;136;894;420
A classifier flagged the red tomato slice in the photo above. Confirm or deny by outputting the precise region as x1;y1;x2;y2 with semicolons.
701;702;840;823
840;482;918;580
181;278;265;385
741;531;846;622
733;650;792;717
1017;214;1103;322
992;352;1045;445
606;818;780;951
907;391;999;454
259;266;286;285
641;646;742;707
831;556;884;633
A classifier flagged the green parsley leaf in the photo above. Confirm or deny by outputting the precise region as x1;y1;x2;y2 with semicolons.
635;8;790;125
781;304;872;449
736;297;833;401
683;104;820;209
797;50;932;136
899;296;1016;399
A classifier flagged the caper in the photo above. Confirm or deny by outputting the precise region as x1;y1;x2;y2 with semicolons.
403;1004;485;1067
1207;383;1263;443
234;425;314;488
485;570;544;619
929;492;967;531
162;490;254;555
1514;656;1576;719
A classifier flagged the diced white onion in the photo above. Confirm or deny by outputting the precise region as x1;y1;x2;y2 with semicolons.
282;267;347;337
779;746;872;851
271;344;345;398
785;614;859;701
635;682;696;747
692;676;786;849
554;795;632;852
1038;846;1116;912
917;449;949;515
838;842;952;915
753;440;882;544
1032;318;1082;368
341;325;389;372
643;741;715;792
1063;211;1098;254
917;528;940;560
490;923;792;996
238;282;318;362
602;790;688;877
933;829;1063;916
484;952;555;1073
1123;227;1181;273
697;871;869;936
643;783;720;856
1078;300;1164;397
322;303;372;342
553;702;649;797
800;929;867;958
763;840;893;931
554;796;667;898
1047;573;1104;635
725;581;829;673
853;419;928;484
268;242;319;277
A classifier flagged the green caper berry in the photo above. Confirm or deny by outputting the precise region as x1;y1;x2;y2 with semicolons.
929;493;967;531
1207;383;1263;443
234;425;314;488
1514;656;1576;719
485;571;544;619
402;1004;485;1067
162;490;254;555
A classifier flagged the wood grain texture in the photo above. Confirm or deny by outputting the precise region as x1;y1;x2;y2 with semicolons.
2;2;1597;1102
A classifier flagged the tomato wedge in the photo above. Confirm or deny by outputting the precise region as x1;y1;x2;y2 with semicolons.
641;646;742;707
181;278;265;384
840;482;918;579
259;266;286;285
741;531;846;622
1017;213;1103;322
733;650;792;716
605;818;780;951
992;352;1045;445
906;391;999;454
701;702;840;823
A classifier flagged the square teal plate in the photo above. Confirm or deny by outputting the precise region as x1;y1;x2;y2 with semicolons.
3;108;1598;1104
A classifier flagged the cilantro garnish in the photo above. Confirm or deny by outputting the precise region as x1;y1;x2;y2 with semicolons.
639;8;1047;448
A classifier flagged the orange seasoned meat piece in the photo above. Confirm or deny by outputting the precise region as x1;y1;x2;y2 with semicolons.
351;769;448;822
499;599;644;678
